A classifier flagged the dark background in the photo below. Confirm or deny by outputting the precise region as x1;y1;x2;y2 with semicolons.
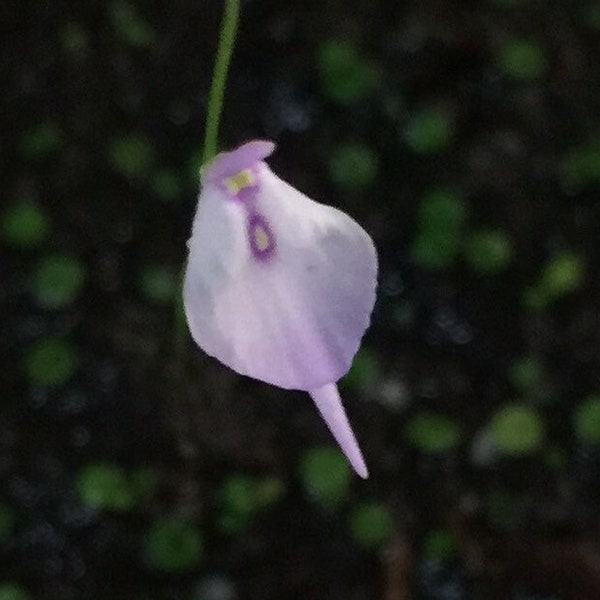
1;1;599;599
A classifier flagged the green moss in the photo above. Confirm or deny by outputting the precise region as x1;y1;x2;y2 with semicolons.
464;229;513;274
31;254;86;309
404;110;453;154
317;39;377;105
490;404;544;456
300;446;352;511
573;395;600;445
22;337;79;387
1;201;50;248
496;39;548;80
348;502;393;549
328;142;379;191
404;412;463;454
143;518;203;573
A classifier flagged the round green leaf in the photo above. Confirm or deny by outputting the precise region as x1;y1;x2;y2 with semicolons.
496;39;548;80
404;412;463;454
1;201;50;248
76;463;135;512
19;123;62;159
300;446;352;511
573;395;600;445
349;502;393;549
317;39;377;105
422;528;456;561
328;142;379;191
404;110;453;154
0;584;32;600
31;254;86;309
139;264;178;305
464;229;513;274
490;404;544;456
151;169;183;202
143;518;203;573
109;134;155;179
0;504;15;541
22;337;79;387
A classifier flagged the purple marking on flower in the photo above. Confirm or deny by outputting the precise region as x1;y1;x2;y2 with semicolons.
184;139;378;477
247;212;276;260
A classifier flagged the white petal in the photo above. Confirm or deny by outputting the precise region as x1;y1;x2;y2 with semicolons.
183;164;377;390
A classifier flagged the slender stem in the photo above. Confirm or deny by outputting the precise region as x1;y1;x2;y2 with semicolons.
202;0;240;165
174;0;241;352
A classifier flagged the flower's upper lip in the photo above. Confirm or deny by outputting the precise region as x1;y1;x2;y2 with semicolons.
203;139;276;182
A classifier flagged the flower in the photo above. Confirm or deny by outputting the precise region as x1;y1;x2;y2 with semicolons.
183;140;378;477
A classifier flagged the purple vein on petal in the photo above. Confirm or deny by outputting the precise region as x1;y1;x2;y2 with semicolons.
247;212;276;260
309;383;369;479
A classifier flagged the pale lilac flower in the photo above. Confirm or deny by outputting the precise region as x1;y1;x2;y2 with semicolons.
183;140;378;477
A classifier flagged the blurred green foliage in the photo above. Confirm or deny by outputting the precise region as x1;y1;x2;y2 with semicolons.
22;337;79;387
0;504;15;541
496;38;548;80
111;1;155;48
30;254;86;310
463;229;513;275
422;528;456;561
0;584;32;600
560;137;600;189
412;188;467;269
143;518;203;573
404;412;463;454
573;395;600;445
341;346;379;394
139;264;178;305
1;201;50;248
18;123;62;159
218;475;284;534
109;134;155;179
507;356;544;395
60;22;89;57
76;463;157;512
300;446;352;511
403;109;454;154
317;39;377;105
328;142;379;191
583;2;600;28
151;168;184;202
348;502;393;549
524;250;584;310
489;404;544;456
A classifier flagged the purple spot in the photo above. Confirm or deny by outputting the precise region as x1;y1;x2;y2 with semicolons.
247;212;275;260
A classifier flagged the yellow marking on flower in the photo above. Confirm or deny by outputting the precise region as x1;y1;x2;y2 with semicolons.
254;225;270;251
225;169;254;194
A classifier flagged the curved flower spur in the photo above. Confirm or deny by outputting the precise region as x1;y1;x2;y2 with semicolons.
183;140;378;478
